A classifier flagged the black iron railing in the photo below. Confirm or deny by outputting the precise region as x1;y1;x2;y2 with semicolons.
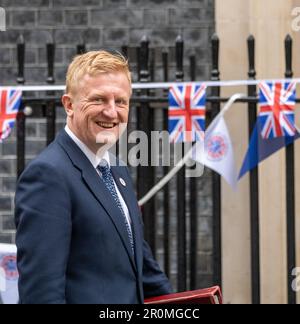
8;34;298;303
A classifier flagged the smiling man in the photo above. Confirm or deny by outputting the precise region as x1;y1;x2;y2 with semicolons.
14;51;172;304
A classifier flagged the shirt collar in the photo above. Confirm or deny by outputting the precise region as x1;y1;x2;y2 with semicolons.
64;125;110;169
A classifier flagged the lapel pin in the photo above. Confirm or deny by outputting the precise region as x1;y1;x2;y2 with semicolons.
119;178;126;187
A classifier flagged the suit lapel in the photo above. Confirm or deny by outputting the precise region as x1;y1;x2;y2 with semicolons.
81;168;137;272
111;165;144;277
56;130;137;273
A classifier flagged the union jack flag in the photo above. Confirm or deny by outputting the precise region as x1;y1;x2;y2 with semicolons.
0;89;22;142
258;82;296;139
168;84;206;143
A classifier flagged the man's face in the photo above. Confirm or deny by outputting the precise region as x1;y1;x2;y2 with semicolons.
63;72;131;154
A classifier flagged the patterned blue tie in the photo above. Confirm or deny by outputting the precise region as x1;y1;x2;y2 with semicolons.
97;160;135;255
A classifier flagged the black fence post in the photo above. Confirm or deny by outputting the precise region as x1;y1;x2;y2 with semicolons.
118;45;129;160
16;35;26;178
136;46;141;85
137;36;156;254
149;47;156;253
175;35;187;292
121;45;128;59
46;40;56;145
189;53;198;290
149;48;155;84
284;34;296;305
17;35;25;85
162;49;170;278
77;43;86;55
247;35;260;304
210;34;222;288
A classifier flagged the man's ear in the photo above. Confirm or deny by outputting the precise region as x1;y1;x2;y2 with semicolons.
62;94;74;117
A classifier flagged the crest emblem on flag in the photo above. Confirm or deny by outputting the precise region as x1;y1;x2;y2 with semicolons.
168;84;206;143
258;82;296;139
0;255;18;281
206;133;228;161
0;89;22;142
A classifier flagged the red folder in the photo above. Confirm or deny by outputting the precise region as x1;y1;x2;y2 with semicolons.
144;286;223;304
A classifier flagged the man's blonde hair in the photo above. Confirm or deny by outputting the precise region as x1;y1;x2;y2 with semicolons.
66;50;131;94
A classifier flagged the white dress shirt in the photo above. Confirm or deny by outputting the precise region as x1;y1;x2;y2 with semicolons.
64;125;132;228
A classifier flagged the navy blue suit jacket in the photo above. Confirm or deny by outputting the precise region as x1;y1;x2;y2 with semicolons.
15;130;172;304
